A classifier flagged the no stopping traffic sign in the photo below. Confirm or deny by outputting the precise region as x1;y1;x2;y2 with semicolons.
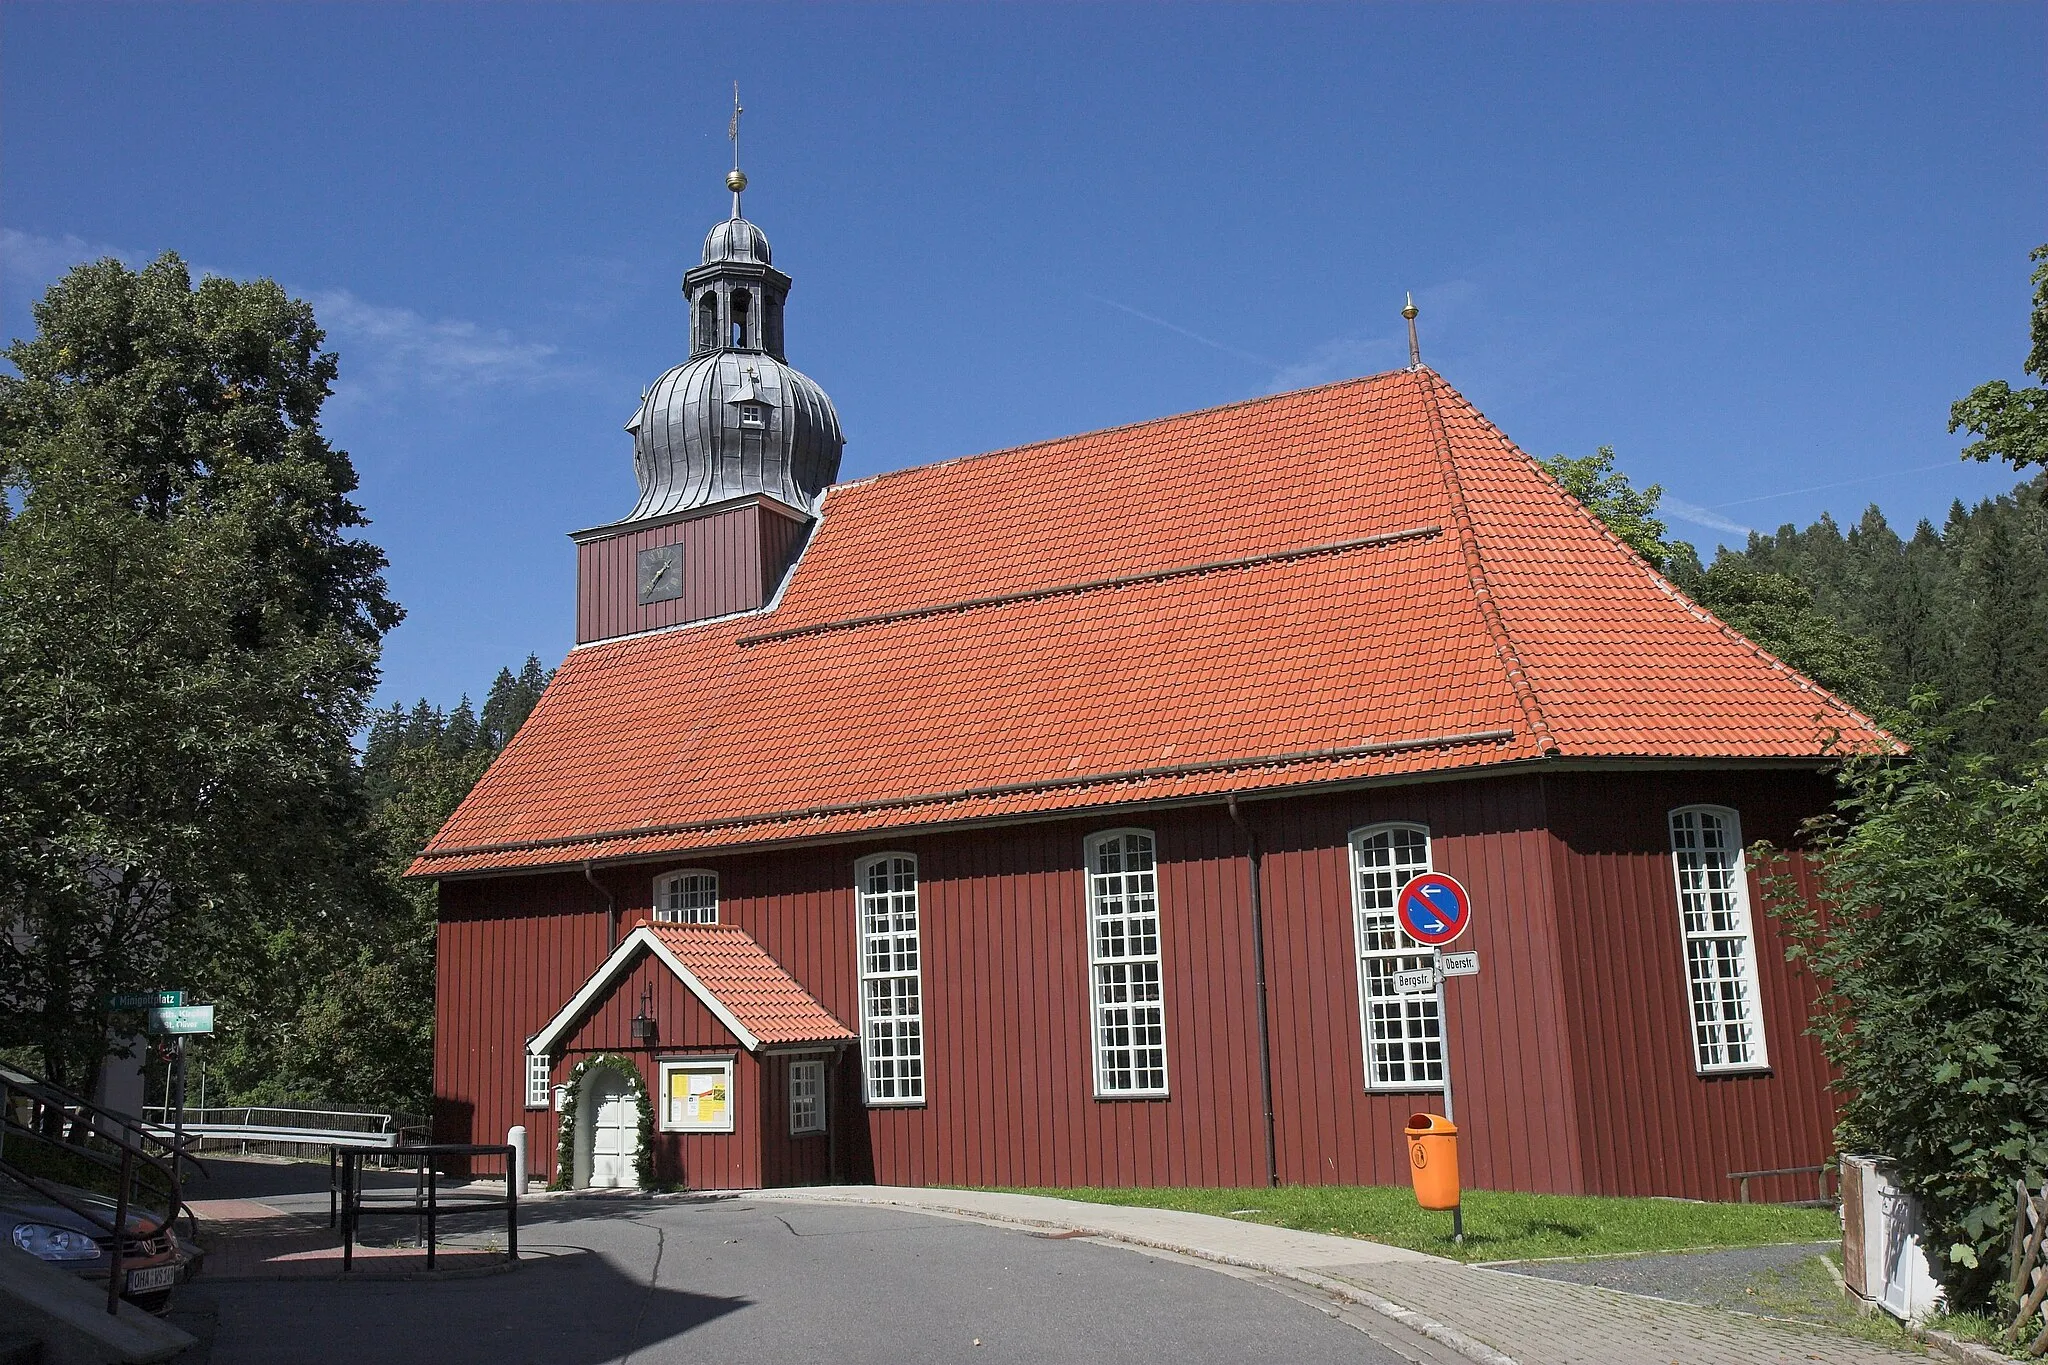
1395;872;1473;947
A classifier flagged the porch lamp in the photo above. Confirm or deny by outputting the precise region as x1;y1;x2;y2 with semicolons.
631;985;657;1043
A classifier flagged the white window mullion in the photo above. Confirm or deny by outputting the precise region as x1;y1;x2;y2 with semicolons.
1669;807;1769;1072
654;870;719;924
789;1058;825;1135
525;1051;551;1109
856;854;925;1105
1350;824;1444;1091
1086;830;1168;1097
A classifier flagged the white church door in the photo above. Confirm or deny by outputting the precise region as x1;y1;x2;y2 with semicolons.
587;1070;639;1188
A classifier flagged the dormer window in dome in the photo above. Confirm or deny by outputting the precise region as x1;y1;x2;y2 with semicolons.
738;402;767;430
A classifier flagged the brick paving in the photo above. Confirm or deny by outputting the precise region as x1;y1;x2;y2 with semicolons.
1320;1259;1932;1365
187;1197;506;1279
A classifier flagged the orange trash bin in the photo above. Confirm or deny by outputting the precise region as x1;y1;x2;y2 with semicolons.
1405;1112;1460;1210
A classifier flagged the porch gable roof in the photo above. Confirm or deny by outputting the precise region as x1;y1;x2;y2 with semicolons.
527;923;855;1056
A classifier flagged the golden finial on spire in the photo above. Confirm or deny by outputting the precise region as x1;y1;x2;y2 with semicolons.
1402;291;1422;369
727;82;746;215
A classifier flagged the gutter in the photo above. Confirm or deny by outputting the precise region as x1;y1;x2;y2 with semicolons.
582;858;618;949
1226;793;1280;1190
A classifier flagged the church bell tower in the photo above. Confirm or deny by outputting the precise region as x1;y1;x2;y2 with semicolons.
569;151;843;646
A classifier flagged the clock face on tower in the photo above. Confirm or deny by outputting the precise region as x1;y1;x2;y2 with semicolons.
637;543;683;605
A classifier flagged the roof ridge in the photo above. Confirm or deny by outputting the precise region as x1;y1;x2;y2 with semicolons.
830;369;1407;497
1440;382;1897;751
1415;369;1561;757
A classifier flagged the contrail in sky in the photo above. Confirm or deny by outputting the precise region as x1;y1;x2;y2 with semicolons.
1083;292;1281;371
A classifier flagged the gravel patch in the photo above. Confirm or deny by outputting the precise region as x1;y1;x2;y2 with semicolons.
1491;1241;1841;1313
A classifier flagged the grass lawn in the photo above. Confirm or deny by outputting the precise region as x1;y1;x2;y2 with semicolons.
992;1184;1841;1264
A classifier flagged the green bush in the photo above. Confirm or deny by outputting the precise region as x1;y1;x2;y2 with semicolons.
1757;700;2048;1310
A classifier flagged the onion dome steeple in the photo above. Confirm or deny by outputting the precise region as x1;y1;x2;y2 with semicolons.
622;138;843;520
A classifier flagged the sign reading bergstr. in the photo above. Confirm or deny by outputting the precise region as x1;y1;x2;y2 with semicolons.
1393;967;1438;995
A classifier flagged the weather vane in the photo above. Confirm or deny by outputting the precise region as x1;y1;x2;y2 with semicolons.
1403;292;1422;369
726;82;747;217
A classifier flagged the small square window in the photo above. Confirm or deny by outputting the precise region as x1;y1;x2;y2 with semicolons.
789;1059;826;1136
738;403;767;430
660;1058;736;1133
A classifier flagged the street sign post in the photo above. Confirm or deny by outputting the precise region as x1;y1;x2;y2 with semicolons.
1396;873;1478;1244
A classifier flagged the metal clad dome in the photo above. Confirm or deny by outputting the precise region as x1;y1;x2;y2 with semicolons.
703;217;771;265
628;351;843;519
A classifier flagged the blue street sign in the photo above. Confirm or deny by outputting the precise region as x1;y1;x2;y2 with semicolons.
1396;873;1474;947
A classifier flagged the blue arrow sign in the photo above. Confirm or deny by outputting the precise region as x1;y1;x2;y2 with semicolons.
1396;873;1474;947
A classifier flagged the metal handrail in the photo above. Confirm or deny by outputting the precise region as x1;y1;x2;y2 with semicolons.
0;1062;208;1314
338;1144;518;1273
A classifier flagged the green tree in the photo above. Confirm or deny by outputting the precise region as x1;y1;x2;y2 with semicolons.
0;253;399;1098
1757;706;2048;1310
1539;445;1690;571
1688;562;1886;708
1950;244;2048;471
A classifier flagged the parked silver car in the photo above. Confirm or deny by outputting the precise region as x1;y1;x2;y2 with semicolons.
1;1176;192;1314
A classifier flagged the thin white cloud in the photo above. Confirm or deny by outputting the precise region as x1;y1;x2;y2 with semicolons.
2;227;144;304
1660;495;1754;539
3;227;570;398
1266;333;1405;393
311;290;565;396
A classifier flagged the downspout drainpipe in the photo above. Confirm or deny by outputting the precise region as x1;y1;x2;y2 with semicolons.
1227;794;1280;1189
583;858;617;948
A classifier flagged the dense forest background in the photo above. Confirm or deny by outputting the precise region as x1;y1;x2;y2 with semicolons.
1681;473;2047;768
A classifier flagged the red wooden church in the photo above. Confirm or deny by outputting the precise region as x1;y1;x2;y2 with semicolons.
414;183;1886;1200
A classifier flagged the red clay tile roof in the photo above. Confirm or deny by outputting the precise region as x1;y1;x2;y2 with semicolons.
413;368;1892;877
651;924;855;1048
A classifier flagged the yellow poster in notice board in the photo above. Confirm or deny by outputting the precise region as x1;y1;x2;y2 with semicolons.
692;1074;728;1127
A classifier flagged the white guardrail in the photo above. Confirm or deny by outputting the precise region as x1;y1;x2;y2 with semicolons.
140;1105;408;1150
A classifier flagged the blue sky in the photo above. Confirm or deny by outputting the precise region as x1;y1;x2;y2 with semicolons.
4;3;2042;713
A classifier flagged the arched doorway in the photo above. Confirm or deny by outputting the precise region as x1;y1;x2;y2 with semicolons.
574;1065;642;1189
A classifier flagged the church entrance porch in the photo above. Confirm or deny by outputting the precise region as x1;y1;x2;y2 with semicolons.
576;1065;642;1189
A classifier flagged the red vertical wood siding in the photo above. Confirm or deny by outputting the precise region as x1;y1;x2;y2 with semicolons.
1543;770;1839;1202
435;769;1840;1198
573;498;810;644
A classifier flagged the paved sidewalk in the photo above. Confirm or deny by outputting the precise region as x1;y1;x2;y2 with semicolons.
186;1196;508;1279
757;1186;1934;1365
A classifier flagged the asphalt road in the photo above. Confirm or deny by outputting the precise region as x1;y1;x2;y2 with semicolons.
183;1194;1411;1365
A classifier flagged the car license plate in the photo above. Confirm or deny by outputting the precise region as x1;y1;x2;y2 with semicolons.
124;1264;178;1293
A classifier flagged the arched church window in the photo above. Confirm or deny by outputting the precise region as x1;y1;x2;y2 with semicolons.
730;289;752;347
697;295;717;354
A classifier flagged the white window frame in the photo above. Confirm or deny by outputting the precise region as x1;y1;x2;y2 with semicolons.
1668;805;1770;1074
1084;829;1169;1098
658;1056;736;1133
525;1051;551;1110
653;869;719;924
1349;823;1446;1092
788;1057;826;1136
854;853;925;1106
